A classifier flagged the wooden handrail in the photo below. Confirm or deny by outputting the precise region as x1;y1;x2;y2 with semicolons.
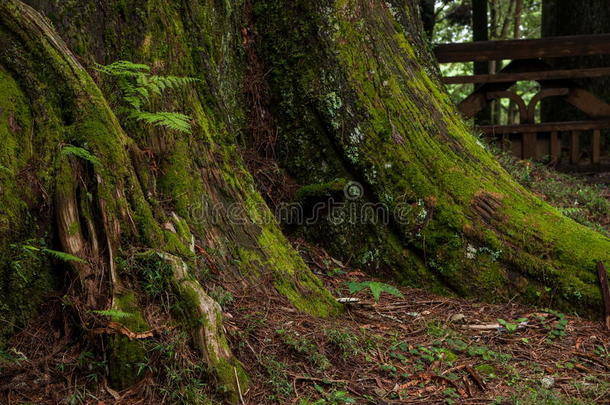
434;34;610;63
478;119;610;135
442;66;610;85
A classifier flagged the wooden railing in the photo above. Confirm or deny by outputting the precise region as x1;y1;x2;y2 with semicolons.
435;34;610;170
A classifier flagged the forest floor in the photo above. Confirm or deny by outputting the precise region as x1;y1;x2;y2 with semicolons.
495;152;610;238
1;156;609;404
3;238;609;405
220;241;610;405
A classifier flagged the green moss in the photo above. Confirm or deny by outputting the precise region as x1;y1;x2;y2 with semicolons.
0;66;59;346
170;263;249;402
212;356;250;403
258;226;342;317
475;364;498;378
295;178;348;202
108;292;149;389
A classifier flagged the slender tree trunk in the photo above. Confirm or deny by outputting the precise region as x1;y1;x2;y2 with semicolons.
509;0;523;124
419;0;436;40
541;0;610;123
472;0;492;125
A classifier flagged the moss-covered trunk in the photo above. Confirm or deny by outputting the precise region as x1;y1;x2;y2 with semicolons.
0;0;337;400
251;0;610;315
1;0;609;401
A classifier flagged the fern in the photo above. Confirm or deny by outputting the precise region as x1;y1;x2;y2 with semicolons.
42;248;86;263
91;309;133;319
95;60;150;76
18;244;40;252
131;111;192;134
346;281;404;302
61;146;101;166
11;243;85;264
0;164;12;175
96;60;198;134
138;74;199;96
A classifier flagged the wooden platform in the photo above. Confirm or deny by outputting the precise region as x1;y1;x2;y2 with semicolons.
435;35;610;170
435;34;610;63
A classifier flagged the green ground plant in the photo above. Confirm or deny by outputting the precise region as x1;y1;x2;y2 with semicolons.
276;329;331;370
346;281;404;302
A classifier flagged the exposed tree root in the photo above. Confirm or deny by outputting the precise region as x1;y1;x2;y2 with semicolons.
160;252;249;402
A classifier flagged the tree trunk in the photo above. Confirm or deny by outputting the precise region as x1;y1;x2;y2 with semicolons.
472;0;492;125
1;0;609;400
0;0;338;399
541;0;610;123
419;0;435;40
253;0;609;315
509;0;523;124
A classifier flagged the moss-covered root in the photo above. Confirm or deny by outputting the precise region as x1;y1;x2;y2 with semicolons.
55;157;104;305
55;150;150;389
161;253;248;403
108;291;150;389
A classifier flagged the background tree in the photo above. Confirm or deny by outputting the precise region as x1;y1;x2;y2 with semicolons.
473;0;492;125
419;0;436;39
542;0;610;127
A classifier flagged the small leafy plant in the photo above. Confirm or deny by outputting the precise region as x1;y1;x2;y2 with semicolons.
61;145;101;166
208;286;234;309
346;281;403;301
262;357;293;398
324;328;361;359
276;328;331;370
498;318;528;333
312;385;356;404
545;310;568;340
12;243;85;263
96;60;198;134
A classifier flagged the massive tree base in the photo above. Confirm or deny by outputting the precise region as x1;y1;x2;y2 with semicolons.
0;0;608;402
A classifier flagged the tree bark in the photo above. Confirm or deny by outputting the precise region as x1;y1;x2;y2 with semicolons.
541;0;610;123
0;0;609;400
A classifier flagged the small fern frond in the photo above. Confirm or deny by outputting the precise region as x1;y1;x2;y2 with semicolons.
0;164;12;175
42;248;86;263
131;111;193;134
148;75;199;92
123;95;143;110
346;281;404;302
95;60;150;75
133;86;150;101
91;309;133;319
61;146;101;166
